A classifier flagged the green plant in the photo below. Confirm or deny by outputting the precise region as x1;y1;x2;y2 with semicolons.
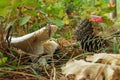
113;37;119;54
0;51;8;65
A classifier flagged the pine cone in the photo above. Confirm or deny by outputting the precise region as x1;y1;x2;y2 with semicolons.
74;18;109;52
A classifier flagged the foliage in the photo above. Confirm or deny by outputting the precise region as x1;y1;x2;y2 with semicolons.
113;37;119;54
0;51;8;65
19;16;31;26
0;0;115;35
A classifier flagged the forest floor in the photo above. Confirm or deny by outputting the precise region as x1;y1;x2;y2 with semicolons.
0;15;120;80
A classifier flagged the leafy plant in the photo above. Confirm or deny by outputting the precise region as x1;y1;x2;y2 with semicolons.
0;51;8;65
113;37;119;54
19;16;31;26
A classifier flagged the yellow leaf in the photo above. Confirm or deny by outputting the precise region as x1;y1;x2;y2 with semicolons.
63;14;69;25
64;19;69;25
37;12;41;17
108;2;116;7
95;2;100;5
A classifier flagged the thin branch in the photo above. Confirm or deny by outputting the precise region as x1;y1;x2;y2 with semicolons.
5;25;12;48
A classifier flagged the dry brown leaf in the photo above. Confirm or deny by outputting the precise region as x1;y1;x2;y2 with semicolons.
59;76;68;80
62;53;120;80
86;53;120;65
62;60;104;80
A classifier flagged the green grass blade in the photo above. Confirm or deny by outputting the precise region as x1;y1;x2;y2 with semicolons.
30;68;41;80
113;37;118;54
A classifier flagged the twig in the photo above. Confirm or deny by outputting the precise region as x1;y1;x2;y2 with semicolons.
0;69;40;79
43;66;50;77
51;51;56;80
11;71;40;79
4;25;16;58
18;53;22;66
5;25;12;48
46;24;52;37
